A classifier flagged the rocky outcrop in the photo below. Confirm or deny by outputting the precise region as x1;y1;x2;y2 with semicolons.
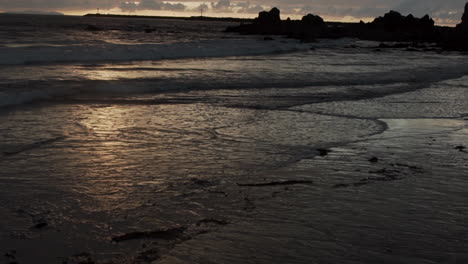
444;2;468;50
225;7;325;38
226;7;435;41
360;11;437;41
257;7;281;26
457;2;468;31
225;7;282;34
226;3;468;50
371;11;434;31
463;2;468;23
301;13;324;26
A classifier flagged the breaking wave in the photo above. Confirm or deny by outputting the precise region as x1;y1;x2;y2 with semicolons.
0;38;309;65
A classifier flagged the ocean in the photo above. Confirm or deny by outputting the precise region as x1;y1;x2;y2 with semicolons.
0;14;467;264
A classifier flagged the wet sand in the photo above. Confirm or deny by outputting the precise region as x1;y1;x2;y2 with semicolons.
0;75;467;263
157;77;468;264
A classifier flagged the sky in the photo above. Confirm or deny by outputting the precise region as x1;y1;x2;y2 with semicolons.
0;0;467;25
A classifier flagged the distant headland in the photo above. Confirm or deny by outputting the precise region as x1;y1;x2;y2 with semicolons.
1;10;64;16
226;3;468;51
84;13;252;23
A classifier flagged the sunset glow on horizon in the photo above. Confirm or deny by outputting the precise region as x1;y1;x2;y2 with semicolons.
1;0;465;26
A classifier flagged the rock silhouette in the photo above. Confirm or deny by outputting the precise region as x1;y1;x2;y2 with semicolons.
258;7;281;26
458;2;468;31
459;3;468;29
360;11;437;42
226;7;325;38
371;11;434;31
226;3;468;51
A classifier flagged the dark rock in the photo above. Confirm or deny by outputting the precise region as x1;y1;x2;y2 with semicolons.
463;3;468;23
457;3;468;31
190;178;211;186
251;7;283;34
369;157;379;163
32;217;49;230
258;7;281;26
301;13;324;26
317;148;329;156
264;37;274;41
371;11;434;31
368;11;435;41
225;3;468;51
4;250;16;259
84;24;102;31
226;7;324;40
455;145;466;152
34;222;48;229
333;183;350;188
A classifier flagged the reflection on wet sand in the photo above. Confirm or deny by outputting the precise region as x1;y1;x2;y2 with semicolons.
0;70;467;264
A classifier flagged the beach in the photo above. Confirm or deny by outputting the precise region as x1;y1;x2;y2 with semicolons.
0;15;467;264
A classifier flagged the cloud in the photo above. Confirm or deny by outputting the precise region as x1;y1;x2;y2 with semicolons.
0;0;114;10
207;0;268;14
120;0;186;12
236;2;266;14
120;1;139;12
211;0;231;10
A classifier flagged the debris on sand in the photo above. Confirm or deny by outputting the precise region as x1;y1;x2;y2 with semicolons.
333;175;400;188
333;164;424;188
84;24;102;31
33;221;48;229
196;218;229;226
333;183;351;188
243;197;256;212
237;180;313;187
30;217;49;230
4;250;17;263
392;163;424;172
317;149;330;156
112;227;186;243
135;249;160;263
190;178;212;186
369;157;379;163
455;145;466;152
3;136;66;157
62;252;95;264
207;190;228;196
368;168;401;176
